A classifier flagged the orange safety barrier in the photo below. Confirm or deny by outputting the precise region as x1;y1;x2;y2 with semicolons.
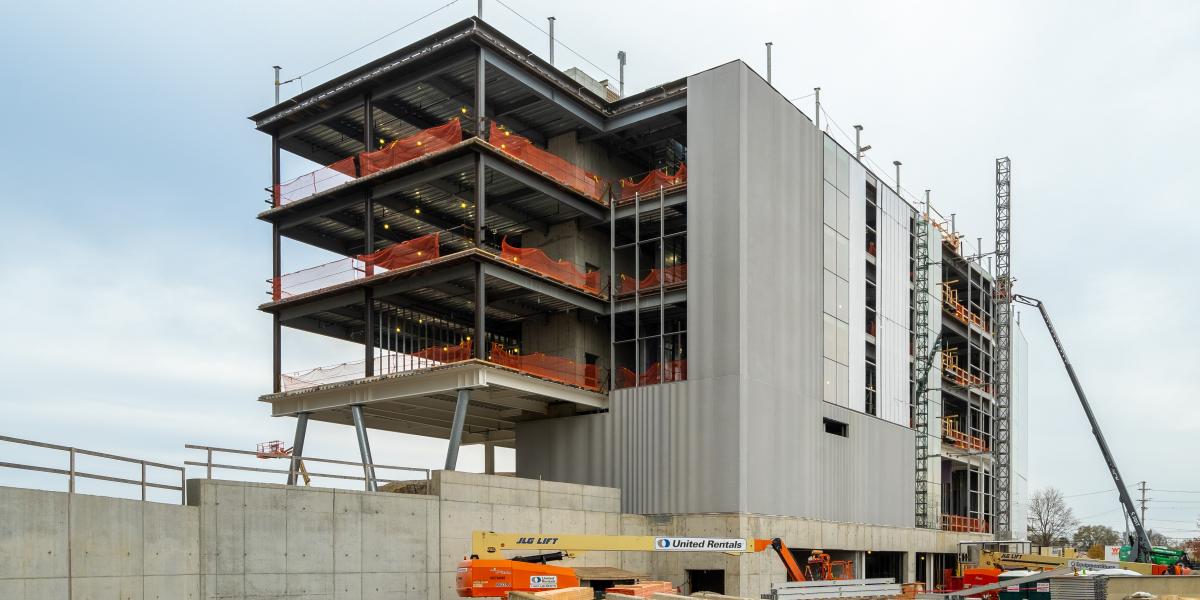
941;284;988;330
942;515;989;533
489;343;600;391
358;233;440;272
617;264;687;295
358;118;462;176
500;237;601;294
273;119;463;207
489;122;607;203
943;417;989;453
618;164;687;201
942;352;992;394
411;339;473;363
616;360;687;389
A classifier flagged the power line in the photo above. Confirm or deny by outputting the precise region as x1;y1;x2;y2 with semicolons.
492;0;619;81
1065;488;1116;498
291;0;464;82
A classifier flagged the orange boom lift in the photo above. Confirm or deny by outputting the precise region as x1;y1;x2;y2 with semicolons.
457;531;852;597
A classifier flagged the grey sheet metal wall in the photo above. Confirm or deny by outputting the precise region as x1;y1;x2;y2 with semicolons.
518;61;915;527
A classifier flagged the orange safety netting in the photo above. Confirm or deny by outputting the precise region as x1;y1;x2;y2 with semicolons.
358;118;462;176
358;233;440;272
617;264;687;295
619;164;687;201
489;342;600;391
500;238;601;294
489;122;607;203
616;360;687;389
411;339;473;363
273;119;463;207
942;515;989;533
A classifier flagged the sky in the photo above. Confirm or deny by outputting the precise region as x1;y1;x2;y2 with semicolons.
0;1;1197;539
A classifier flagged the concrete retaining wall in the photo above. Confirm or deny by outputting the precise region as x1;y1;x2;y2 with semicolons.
0;484;200;600
0;472;988;599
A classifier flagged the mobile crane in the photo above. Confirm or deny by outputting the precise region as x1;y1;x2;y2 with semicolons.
457;531;851;597
961;295;1192;576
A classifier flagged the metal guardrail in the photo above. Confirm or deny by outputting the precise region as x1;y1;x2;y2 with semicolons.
184;444;431;490
0;434;186;504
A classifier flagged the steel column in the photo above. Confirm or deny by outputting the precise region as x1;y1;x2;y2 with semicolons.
445;388;471;470
287;412;309;486
475;47;486;137
271;134;283;393
351;405;378;491
474;263;486;359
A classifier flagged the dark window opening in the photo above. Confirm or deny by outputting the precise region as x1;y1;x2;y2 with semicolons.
686;569;725;594
823;418;849;437
585;352;599;366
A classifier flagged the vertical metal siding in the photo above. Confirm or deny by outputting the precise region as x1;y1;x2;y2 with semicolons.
877;188;913;426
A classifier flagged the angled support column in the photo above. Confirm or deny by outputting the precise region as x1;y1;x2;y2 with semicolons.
351;405;378;491
444;388;471;470
286;412;309;485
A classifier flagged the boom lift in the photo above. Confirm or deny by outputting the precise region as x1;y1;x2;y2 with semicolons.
457;531;849;597
962;295;1192;575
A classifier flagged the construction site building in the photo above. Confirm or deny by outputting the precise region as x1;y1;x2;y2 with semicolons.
250;17;1029;594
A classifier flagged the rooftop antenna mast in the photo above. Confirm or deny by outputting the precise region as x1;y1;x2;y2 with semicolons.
477;0;483;18
547;17;555;65
273;66;281;104
617;51;627;97
765;42;773;84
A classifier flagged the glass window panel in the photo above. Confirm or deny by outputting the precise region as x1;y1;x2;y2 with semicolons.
836;319;849;364
823;270;836;316
824;136;836;183
824;358;835;403
836;234;849;279
823;314;836;359
824;226;836;273
837;277;849;322
837;147;850;193
837;190;850;234
824;181;836;227
837;363;850;406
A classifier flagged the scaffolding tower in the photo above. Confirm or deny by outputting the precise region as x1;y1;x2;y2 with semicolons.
913;198;933;529
993;157;1012;538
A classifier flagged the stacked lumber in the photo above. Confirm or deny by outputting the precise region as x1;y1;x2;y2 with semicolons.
605;581;676;597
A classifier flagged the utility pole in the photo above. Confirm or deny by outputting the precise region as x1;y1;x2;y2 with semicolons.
1138;481;1149;526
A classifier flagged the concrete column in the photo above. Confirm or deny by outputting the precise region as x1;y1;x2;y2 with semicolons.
286;412;309;486
905;551;918;584
351;405;378;491
445;388;471;470
483;442;495;475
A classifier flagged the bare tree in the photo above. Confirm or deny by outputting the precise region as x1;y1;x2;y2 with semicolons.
1027;487;1078;546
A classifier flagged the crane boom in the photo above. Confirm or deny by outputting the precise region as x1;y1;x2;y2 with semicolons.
1011;294;1151;563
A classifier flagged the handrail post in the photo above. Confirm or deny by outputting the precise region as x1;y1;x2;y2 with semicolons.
141;461;147;501
206;448;213;478
180;468;187;505
68;447;76;494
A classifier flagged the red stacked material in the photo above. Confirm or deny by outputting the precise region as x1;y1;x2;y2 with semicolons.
489;343;600;391
619;164;687;201
358;118;462;176
617;264;687;295
411;339;473;364
604;581;675;597
358;233;440;273
616;360;687;389
489;122;607;203
500;238;601;294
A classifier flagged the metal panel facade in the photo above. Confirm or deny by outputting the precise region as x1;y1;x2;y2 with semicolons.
877;187;914;426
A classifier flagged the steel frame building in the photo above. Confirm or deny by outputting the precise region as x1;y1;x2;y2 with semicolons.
249;16;1027;588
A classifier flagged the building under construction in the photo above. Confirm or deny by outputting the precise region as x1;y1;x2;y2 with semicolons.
250;16;1029;592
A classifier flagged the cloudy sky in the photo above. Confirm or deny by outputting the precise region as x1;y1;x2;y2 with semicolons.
1;1;1197;538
